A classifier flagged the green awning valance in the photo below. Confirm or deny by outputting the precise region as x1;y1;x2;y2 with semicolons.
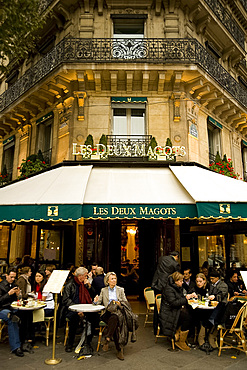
36;111;54;125
111;97;147;103
208;116;222;129
3;135;15;146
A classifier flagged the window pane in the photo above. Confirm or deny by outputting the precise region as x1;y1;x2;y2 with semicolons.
114;19;144;37
113;108;127;135
131;109;145;135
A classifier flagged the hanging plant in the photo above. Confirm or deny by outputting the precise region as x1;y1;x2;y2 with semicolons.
0;164;9;185
18;153;49;179
209;152;240;179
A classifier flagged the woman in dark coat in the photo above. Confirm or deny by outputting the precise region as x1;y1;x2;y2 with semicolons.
159;271;196;351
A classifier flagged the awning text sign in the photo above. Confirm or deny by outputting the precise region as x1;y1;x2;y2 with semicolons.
82;204;197;219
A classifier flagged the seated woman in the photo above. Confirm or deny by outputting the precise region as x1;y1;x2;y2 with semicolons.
94;272;128;361
159;271;196;351
33;270;54;317
194;273;209;299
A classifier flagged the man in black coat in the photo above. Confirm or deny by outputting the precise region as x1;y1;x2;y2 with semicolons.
91;267;105;296
152;251;180;294
62;266;96;352
0;268;24;357
151;251;180;334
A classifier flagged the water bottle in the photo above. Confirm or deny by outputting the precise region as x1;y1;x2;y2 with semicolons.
17;290;22;306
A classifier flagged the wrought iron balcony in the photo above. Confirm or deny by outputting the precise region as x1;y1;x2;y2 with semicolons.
209;152;216;164
0;38;247;113
41;148;52;165
239;0;247;11
204;0;245;50
106;135;152;157
39;0;54;12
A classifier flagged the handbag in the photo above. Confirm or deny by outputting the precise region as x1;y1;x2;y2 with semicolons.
106;300;120;313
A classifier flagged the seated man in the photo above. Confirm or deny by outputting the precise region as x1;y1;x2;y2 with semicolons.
62;266;96;352
209;269;228;303
206;269;229;349
182;268;195;294
0;268;24;357
226;270;247;298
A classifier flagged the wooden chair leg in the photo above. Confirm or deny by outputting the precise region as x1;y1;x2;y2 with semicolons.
64;321;69;346
96;326;105;352
155;325;160;343
218;328;223;357
171;338;175;350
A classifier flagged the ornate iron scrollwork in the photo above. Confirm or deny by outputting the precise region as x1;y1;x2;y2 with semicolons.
0;38;247;113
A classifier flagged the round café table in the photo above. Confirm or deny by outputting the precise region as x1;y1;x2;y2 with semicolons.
11;301;47;311
195;304;217;355
69;304;105;356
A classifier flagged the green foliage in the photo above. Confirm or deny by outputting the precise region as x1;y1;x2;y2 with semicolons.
0;164;9;185
18;153;49;179
149;137;158;150
165;137;176;161
209;153;240;179
84;134;94;147
99;134;107;147
165;137;173;147
215;151;222;163
0;0;47;73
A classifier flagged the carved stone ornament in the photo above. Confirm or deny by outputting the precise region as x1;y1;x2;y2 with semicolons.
58;103;72;128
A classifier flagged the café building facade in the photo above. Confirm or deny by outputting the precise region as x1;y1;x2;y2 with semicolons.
0;0;247;289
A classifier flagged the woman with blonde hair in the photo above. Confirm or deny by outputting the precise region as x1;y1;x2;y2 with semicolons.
94;272;128;360
195;273;209;300
159;271;197;351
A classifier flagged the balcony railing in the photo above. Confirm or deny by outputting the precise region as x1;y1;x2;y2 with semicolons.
41;148;52;165
106;135;152;157
239;0;247;11
209;152;216;164
0;38;247;113
39;0;54;12
204;0;245;49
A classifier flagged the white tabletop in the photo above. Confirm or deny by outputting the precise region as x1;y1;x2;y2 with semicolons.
69;304;105;313
11;302;46;311
196;305;215;310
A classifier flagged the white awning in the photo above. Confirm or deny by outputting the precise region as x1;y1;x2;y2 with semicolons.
83;167;195;204
0;163;247;221
170;165;247;202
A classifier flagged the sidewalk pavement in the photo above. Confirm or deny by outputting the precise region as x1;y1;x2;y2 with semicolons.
0;308;246;370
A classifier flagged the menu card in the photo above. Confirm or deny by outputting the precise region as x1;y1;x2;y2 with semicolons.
240;271;247;291
43;270;69;293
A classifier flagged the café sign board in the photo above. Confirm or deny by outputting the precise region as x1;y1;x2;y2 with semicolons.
72;143;186;160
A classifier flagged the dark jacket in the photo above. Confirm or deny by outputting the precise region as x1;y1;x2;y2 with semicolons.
92;274;105;296
226;280;242;297
159;276;187;337
194;283;210;300
209;280;228;303
152;255;180;293
0;279;18;310
62;278;95;308
182;279;196;294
